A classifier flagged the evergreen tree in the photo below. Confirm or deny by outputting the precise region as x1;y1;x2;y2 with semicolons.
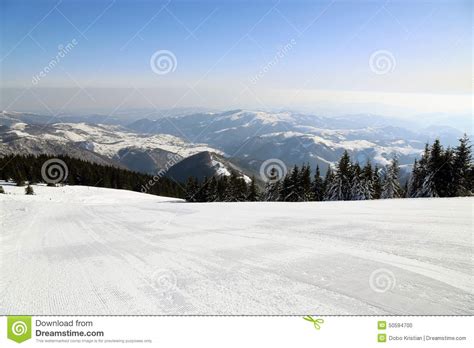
372;165;382;199
247;176;259;201
419;172;438;197
185;177;199;202
195;177;209;202
441;147;456;197
280;173;293;201
323;165;333;198
381;157;402;199
206;176;219;202
25;184;34;195
350;162;365;200
402;181;409;198
263;180;281;201
235;176;249;202
453;134;472;196
223;174;236;202
300;164;313;201
416;140;450;198
277;166;302;202
312;165;324;201
415;144;432;197
287;165;301;201
427;139;445;196
363;161;375;199
408;159;421;197
262;167;278;201
357;161;375;200
223;172;248;202
216;175;228;201
324;173;343;201
325;151;352;201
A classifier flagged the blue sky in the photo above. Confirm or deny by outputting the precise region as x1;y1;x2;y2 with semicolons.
0;0;471;115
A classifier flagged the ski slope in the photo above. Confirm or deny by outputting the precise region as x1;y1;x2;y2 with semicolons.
0;184;472;315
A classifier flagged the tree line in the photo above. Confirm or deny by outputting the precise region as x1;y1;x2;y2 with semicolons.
184;174;259;202
0;154;185;198
0;136;472;202
185;135;473;202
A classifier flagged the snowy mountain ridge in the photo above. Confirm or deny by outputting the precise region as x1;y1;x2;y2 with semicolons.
1;109;467;179
0;121;221;174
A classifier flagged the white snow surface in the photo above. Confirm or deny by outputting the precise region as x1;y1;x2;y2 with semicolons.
0;184;472;315
210;159;232;177
10;122;220;158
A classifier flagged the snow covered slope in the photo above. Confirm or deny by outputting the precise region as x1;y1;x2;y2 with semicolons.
0;122;220;174
165;151;251;183
128;109;444;173
0;184;472;315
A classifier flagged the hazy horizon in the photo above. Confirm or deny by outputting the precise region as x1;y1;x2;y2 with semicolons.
1;0;472;117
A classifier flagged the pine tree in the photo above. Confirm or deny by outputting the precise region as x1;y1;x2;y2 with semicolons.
278;166;301;202
223;174;236;202
247;176;259;201
372;165;382;199
206;176;218;202
350;162;365;200
185;177;199;202
324;174;343;201
381;157;401;199
419;172;438;197
408;159;421;197
441;147;456;197
312;165;324;201
402;181;409;198
323;165;333;198
415;144;431;197
453;134;472;196
223;172;248;202
194;177;208;202
428;139;445;196
325;151;352;201
300;164;313;201
263;180;281;201
215;175;227;201
288;165;301;201
359;161;375;200
25;184;35;195
416;139;448;198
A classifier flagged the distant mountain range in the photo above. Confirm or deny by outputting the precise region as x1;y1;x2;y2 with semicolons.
0;117;219;175
0;109;468;183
